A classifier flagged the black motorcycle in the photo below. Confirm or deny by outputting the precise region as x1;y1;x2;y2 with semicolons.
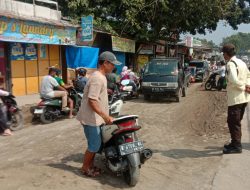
205;73;226;91
0;94;23;131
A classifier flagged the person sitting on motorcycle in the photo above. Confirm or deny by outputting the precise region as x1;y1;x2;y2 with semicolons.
106;67;120;92
128;71;139;93
40;67;69;112
0;89;12;136
54;69;74;119
213;60;226;90
75;68;88;92
121;66;130;80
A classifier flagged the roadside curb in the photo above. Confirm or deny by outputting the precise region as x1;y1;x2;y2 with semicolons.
212;104;250;190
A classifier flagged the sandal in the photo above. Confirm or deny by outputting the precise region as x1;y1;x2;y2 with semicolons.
81;168;101;177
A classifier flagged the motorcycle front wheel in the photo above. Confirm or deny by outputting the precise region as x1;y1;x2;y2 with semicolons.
9;111;23;131
205;81;212;90
123;163;140;187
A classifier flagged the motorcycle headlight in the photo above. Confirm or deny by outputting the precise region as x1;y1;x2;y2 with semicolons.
142;82;151;87
167;82;178;88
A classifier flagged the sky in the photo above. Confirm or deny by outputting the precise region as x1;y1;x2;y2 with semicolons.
189;21;250;45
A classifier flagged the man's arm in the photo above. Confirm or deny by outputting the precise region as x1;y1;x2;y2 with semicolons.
88;98;113;124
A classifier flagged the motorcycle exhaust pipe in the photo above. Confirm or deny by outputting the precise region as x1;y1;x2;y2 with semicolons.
140;148;153;164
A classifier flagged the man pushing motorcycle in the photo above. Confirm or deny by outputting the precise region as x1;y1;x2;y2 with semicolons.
76;51;121;177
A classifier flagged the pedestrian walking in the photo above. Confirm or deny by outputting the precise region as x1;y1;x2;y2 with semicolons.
76;51;121;177
222;43;250;154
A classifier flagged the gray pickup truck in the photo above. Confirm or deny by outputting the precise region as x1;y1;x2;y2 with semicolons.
141;58;191;102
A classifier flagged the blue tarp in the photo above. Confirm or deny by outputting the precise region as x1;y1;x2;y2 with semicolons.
66;46;99;69
113;52;125;75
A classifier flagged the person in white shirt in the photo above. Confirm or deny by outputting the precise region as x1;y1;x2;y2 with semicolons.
40;67;69;111
214;60;226;90
222;43;250;154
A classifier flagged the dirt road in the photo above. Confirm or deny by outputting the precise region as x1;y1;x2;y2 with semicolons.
0;84;229;190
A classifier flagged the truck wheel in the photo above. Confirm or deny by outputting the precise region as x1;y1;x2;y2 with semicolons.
144;94;151;101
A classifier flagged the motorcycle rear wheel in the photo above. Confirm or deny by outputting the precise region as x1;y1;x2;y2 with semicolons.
9;111;23;131
40;107;54;124
123;164;140;187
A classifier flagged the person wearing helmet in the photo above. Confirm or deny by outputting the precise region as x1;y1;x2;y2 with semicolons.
75;68;88;92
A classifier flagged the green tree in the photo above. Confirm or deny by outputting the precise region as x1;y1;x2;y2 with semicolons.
57;0;250;41
222;32;250;54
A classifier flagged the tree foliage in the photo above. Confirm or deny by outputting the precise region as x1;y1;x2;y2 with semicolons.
222;32;250;54
57;0;250;41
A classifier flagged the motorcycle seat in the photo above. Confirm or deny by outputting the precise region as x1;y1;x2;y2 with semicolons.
112;115;138;124
40;97;61;101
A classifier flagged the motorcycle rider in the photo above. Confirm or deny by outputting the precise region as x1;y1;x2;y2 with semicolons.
0;89;12;136
213;60;226;90
75;68;88;92
40;67;69;112
106;67;120;91
76;51;121;177
54;69;74;119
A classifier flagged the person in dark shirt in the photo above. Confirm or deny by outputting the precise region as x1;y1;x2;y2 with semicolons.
106;67;120;91
75;68;88;92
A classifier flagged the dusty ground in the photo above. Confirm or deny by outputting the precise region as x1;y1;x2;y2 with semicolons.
0;84;229;190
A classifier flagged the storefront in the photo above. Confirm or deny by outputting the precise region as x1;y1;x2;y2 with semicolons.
111;36;136;74
0;16;76;96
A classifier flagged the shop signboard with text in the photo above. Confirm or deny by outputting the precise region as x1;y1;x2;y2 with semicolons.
139;44;154;54
112;36;135;53
81;16;93;41
0;16;76;45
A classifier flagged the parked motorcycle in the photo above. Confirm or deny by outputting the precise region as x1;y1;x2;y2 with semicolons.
120;79;140;99
205;72;226;91
30;88;82;124
101;115;152;186
0;94;23;131
108;89;124;117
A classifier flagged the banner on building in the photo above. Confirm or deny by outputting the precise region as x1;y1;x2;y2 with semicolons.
137;55;149;67
39;44;46;59
185;36;193;47
66;46;99;69
25;44;37;60
0;16;76;45
11;43;24;60
112;36;135;53
139;44;154;54
156;45;165;53
81;16;93;41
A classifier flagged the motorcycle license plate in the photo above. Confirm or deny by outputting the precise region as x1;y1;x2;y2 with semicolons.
34;109;43;114
119;141;144;156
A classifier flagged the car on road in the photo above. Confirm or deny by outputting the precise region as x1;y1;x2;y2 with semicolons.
141;58;190;102
188;60;209;82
